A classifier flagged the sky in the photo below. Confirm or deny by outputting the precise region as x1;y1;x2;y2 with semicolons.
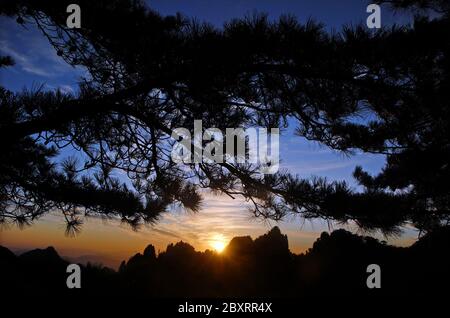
0;0;419;269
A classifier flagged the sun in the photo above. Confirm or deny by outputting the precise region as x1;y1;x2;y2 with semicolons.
212;240;226;252
211;239;226;253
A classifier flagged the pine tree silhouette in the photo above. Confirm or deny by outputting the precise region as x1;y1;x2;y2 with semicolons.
0;0;449;235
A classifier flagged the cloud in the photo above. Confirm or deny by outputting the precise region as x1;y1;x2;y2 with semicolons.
45;84;75;94
148;194;280;251
0;40;53;77
282;160;360;175
149;227;182;239
0;18;87;83
58;84;75;94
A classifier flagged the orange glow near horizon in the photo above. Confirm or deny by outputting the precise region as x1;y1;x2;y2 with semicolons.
0;194;419;269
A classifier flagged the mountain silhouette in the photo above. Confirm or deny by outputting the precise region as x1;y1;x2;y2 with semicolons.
19;246;67;266
0;245;16;262
1;226;450;301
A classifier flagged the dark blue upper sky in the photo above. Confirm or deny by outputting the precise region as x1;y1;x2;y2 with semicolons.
0;0;415;92
149;0;412;29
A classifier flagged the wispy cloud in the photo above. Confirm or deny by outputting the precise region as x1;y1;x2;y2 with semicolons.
57;84;75;94
149;227;182;240
45;83;75;94
283;160;359;174
0;40;53;77
0;17;86;84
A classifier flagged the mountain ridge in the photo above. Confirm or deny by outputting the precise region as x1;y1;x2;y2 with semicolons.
1;226;449;299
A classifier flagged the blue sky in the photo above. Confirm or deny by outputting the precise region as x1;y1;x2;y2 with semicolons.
0;0;404;184
0;1;420;266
